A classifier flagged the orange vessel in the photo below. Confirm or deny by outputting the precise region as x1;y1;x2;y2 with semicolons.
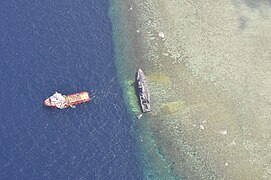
44;92;90;109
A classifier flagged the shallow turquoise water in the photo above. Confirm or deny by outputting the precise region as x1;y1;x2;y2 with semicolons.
109;0;181;179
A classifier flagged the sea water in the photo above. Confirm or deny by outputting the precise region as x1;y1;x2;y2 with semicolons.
0;1;143;179
110;0;271;179
109;0;179;179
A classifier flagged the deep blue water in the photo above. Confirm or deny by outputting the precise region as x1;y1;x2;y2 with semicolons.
0;0;142;179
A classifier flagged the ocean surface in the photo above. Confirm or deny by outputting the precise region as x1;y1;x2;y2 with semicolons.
0;0;143;179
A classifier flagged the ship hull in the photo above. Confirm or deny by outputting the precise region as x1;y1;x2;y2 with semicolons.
136;69;151;113
44;92;90;109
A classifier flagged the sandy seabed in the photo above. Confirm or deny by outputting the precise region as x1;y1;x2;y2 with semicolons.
111;0;271;179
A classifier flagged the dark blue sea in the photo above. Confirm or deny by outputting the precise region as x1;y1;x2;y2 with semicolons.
0;0;142;179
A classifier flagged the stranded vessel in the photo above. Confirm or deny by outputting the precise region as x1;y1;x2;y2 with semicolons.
44;92;90;109
136;68;151;112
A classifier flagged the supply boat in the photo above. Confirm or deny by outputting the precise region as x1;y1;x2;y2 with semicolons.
44;92;90;109
136;68;150;112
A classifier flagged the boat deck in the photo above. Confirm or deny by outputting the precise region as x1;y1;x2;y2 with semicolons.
67;92;90;104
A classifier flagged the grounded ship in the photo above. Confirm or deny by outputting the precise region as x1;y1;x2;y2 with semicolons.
136;68;151;113
44;92;90;109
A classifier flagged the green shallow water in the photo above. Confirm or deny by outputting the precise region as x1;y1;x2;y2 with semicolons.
111;0;271;179
109;0;179;179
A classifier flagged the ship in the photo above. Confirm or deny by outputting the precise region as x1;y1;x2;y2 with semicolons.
136;68;151;113
44;92;90;109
